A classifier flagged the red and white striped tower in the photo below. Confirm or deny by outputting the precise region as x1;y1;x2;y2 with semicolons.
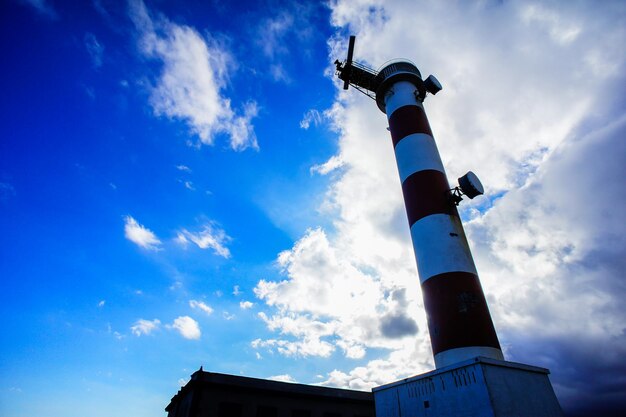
337;44;563;417
374;62;503;368
335;41;504;368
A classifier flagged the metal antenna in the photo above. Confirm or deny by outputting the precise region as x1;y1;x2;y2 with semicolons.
334;36;380;99
343;35;356;90
335;36;443;106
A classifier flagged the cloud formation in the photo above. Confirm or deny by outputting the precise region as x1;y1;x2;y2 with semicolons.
189;300;214;315
300;109;323;130
129;0;258;151
253;228;424;361
468;113;626;414
255;4;315;83
310;155;344;175
252;336;334;359
169;316;201;340
124;215;161;250
130;318;161;336
176;222;231;258
267;374;297;383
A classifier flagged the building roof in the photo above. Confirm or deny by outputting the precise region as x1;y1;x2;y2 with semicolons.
166;369;373;412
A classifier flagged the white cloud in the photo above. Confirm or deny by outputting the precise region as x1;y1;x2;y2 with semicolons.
176;222;231;258
300;109;323;129
176;164;191;172
520;4;582;45
254;4;315;83
254;0;626;412
130;318;161;336
255;228;382;318
189;300;213;315
128;0;258;151
310;155;344;175
251;337;335;358
232;285;241;296
227;101;259;151
257;11;294;60
222;311;235;321
269;64;290;83
106;322;123;340
464;113;626;413
256;11;296;83
175;233;188;247
267;374;297;383
84;32;104;68
98;300;106;308
253;228;420;360
124;216;162;250
254;229;424;358
336;340;366;360
239;301;253;309
168;316;201;340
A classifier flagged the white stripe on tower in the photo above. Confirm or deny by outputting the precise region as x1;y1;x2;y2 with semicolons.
410;214;477;281
394;133;445;183
383;79;503;368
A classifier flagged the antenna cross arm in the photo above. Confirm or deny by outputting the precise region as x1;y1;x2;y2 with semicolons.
335;60;380;93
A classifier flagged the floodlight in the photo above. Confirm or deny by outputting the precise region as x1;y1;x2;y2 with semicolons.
448;171;484;205
458;171;484;199
424;75;442;95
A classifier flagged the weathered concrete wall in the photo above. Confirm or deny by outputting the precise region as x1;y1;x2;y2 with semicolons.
373;357;562;417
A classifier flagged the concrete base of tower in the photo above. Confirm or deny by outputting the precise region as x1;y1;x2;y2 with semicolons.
372;357;563;417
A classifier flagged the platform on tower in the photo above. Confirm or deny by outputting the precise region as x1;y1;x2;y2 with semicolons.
372;356;562;417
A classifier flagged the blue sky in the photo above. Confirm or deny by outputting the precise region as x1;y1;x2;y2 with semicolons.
1;1;625;416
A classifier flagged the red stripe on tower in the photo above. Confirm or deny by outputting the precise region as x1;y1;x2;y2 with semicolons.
376;69;503;368
389;105;433;146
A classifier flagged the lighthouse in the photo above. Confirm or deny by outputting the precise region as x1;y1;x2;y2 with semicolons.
336;37;502;369
335;36;563;417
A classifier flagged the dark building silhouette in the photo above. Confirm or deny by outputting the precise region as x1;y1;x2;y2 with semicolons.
166;368;375;417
